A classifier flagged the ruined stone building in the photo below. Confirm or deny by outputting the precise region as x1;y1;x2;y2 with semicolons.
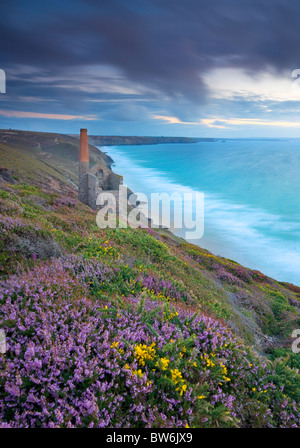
78;128;123;209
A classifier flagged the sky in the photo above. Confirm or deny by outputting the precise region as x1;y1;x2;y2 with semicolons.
2;0;300;137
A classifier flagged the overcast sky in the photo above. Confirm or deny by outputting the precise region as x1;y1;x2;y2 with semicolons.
2;0;300;137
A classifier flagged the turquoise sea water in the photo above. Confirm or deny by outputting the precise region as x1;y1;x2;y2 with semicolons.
100;140;300;285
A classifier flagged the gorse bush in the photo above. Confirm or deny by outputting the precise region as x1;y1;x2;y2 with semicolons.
108;228;174;263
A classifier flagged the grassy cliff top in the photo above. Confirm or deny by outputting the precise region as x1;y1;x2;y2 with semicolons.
0;129;113;193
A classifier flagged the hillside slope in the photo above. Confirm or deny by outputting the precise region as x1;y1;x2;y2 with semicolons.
0;129;114;194
0;134;300;428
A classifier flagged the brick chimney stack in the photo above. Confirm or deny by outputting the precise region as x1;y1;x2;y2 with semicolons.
79;128;89;163
79;128;89;204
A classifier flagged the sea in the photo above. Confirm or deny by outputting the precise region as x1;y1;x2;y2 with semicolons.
99;139;300;285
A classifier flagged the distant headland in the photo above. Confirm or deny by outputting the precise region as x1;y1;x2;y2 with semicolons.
73;135;218;146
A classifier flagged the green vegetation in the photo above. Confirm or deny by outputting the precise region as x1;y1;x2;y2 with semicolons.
0;131;300;427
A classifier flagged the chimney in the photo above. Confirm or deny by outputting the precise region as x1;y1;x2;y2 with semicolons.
79;128;89;204
79;128;89;163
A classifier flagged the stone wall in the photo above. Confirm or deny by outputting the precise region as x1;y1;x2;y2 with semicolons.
108;172;123;190
78;138;123;209
78;161;89;204
87;173;101;209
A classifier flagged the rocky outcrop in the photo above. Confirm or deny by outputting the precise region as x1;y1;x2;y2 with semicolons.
0;168;15;184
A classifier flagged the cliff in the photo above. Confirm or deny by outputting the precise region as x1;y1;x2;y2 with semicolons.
79;135;218;146
0;131;300;428
0;129;115;194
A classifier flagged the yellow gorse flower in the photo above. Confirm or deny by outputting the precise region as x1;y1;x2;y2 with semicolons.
170;369;183;384
131;369;144;379
176;384;187;396
200;352;215;369
134;342;156;366
156;357;170;371
219;361;230;382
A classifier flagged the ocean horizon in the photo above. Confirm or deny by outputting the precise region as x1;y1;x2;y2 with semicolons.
101;139;300;286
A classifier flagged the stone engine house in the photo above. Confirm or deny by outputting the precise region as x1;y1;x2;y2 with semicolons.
78;128;123;209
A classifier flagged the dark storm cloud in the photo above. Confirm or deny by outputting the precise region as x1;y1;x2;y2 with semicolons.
2;0;300;106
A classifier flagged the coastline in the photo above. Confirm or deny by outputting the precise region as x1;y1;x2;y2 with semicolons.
1;133;300;428
100;143;300;287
